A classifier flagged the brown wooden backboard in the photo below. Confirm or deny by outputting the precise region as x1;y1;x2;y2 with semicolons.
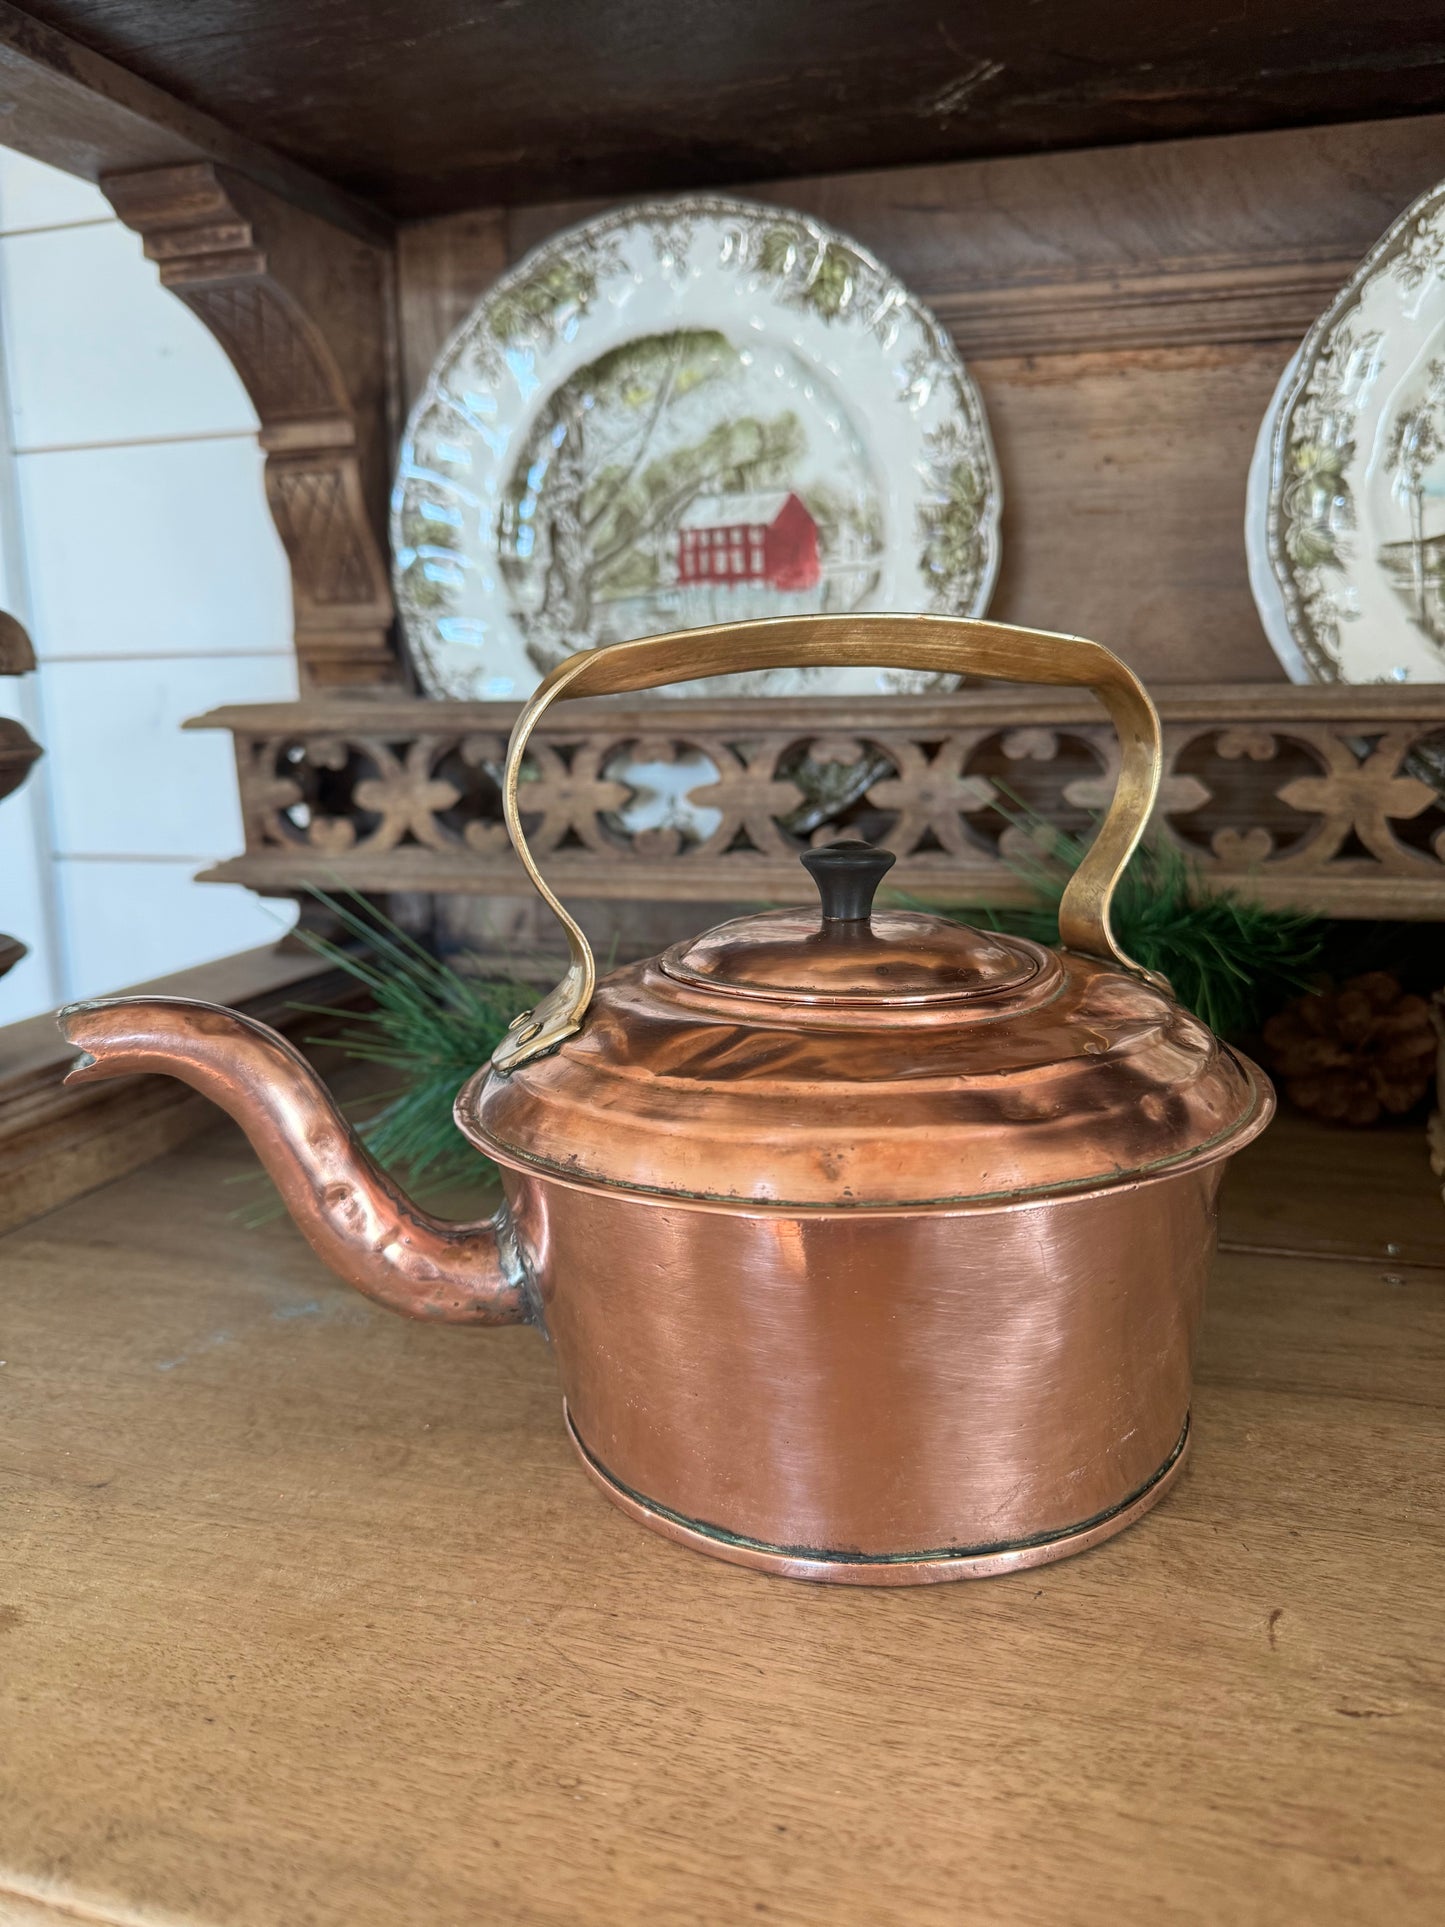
397;112;1445;691
74;109;1445;699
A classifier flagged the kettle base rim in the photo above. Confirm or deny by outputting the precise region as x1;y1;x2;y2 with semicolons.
566;1405;1191;1586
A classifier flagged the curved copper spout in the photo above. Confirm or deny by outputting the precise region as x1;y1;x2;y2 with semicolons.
59;997;530;1325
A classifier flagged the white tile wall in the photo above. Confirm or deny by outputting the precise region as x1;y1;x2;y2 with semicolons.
20;438;291;659
0;149;298;1025
42;654;297;857
55;858;292;1001
0;221;258;450
0;147;110;234
0;838;55;1024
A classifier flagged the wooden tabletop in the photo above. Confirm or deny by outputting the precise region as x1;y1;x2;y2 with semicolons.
1;1108;1442;1926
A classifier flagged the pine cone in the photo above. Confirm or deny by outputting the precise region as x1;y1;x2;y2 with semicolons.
1262;971;1437;1127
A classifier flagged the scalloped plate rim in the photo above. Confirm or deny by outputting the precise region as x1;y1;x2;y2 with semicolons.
391;191;1003;701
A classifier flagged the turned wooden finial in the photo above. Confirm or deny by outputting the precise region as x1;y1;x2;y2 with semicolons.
0;611;36;678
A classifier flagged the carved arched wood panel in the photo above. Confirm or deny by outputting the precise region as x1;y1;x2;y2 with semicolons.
104;162;400;689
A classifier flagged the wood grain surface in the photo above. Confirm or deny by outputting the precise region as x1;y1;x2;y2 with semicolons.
396;208;507;423
0;1103;1441;1925
16;0;1445;215
0;0;387;242
977;343;1283;675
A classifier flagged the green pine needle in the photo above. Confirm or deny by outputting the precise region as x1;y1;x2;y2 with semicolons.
930;805;1324;1039
293;889;535;1189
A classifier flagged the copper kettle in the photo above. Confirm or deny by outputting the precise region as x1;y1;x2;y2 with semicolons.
61;617;1273;1584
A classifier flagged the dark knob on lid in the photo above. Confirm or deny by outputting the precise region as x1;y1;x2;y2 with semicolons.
800;839;896;923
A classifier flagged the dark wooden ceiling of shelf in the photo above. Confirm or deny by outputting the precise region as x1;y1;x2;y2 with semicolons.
12;0;1445;218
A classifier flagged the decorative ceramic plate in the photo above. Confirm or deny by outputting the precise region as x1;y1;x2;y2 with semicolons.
1251;179;1445;684
392;196;1001;699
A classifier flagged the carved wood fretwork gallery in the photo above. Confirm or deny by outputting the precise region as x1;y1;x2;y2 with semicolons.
195;687;1445;919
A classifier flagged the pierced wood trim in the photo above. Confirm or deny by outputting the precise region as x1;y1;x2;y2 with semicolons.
188;685;1445;920
104;162;400;689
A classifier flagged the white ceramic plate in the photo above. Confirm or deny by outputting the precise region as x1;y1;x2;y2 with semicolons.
1245;346;1306;681
1253;180;1445;685
392;196;1001;699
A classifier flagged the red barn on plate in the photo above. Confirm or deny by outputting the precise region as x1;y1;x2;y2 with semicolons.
675;491;821;592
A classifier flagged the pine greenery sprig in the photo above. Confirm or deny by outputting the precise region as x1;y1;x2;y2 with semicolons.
292;889;535;1188
940;812;1324;1039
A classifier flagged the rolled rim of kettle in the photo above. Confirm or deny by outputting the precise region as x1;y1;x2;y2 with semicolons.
564;1407;1195;1584
460;1044;1274;1218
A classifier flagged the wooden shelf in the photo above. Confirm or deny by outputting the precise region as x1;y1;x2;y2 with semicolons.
189;682;1445;919
10;3;1445;218
0;1104;1440;1923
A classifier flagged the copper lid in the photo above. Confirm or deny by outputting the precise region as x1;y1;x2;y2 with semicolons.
668;843;1038;1003
461;840;1271;1212
663;907;1041;1003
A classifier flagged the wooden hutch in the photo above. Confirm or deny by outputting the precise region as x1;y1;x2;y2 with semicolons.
0;8;1442;1924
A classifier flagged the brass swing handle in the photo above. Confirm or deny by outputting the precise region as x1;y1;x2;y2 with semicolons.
491;614;1162;1072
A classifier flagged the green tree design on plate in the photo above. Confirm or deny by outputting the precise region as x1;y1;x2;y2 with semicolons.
757;224;860;320
394;198;1002;699
1283;439;1355;570
1381;357;1445;639
488;257;600;349
397;504;463;613
918;423;988;610
498;329;809;675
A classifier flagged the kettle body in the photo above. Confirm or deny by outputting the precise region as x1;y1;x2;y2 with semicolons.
61;616;1272;1583
494;1154;1223;1581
